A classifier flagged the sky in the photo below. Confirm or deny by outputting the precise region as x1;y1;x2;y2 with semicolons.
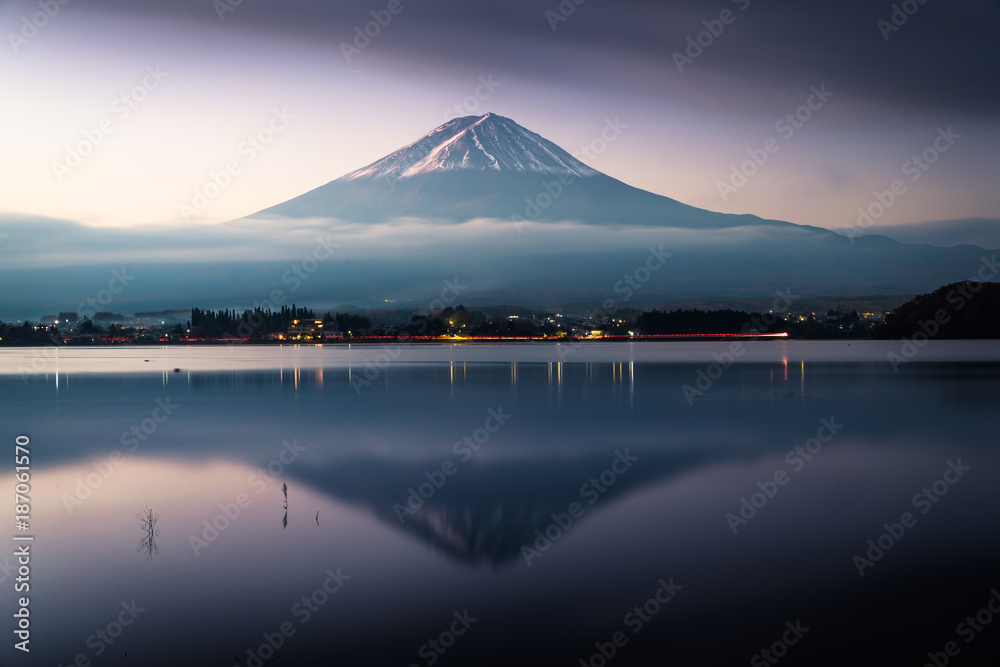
1;0;999;232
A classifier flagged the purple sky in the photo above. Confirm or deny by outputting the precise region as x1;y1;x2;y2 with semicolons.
2;0;998;231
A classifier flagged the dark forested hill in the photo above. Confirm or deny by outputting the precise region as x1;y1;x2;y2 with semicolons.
875;282;1000;339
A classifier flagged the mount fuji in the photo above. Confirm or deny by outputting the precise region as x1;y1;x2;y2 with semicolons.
257;112;792;229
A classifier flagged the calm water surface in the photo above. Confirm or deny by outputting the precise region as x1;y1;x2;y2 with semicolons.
1;342;998;666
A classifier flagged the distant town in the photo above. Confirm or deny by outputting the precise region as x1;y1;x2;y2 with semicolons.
0;303;889;345
3;281;996;346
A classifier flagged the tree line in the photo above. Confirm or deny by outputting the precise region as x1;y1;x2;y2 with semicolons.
189;306;373;338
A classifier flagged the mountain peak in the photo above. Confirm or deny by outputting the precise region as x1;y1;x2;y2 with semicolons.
257;112;704;224
338;113;601;182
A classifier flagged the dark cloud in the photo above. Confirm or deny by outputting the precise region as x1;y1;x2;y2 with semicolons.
62;0;1000;117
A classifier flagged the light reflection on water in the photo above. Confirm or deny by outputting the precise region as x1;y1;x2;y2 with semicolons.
3;339;1000;378
1;343;999;665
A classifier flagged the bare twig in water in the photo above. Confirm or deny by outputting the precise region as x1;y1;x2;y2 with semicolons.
282;483;289;529
136;506;160;560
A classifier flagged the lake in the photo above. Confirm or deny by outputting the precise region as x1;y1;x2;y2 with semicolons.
1;341;999;666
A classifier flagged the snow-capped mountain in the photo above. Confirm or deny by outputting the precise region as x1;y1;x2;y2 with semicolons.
341;112;600;181
255;113;778;228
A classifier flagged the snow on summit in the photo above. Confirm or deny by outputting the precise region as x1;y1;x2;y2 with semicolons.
340;113;601;182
